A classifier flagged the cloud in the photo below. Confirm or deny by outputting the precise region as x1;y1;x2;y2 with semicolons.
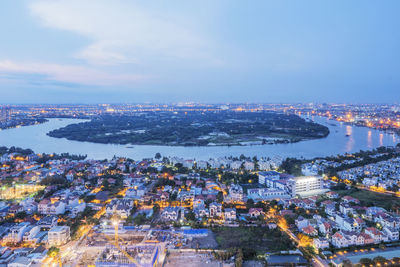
30;0;215;65
0;60;146;86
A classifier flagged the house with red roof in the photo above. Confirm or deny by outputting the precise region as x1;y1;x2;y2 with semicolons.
302;225;318;236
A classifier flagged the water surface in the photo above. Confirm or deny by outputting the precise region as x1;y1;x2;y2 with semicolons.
0;116;397;160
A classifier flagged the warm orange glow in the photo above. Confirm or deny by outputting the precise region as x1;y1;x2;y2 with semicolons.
297;233;313;247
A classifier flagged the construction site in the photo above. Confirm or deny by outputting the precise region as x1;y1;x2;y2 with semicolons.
95;244;162;267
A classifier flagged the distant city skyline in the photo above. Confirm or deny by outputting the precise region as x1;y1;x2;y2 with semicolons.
1;1;400;103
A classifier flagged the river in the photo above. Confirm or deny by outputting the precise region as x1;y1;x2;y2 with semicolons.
0;116;398;160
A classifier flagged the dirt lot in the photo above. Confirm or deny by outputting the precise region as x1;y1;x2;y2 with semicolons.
190;231;219;249
244;260;265;267
164;251;222;267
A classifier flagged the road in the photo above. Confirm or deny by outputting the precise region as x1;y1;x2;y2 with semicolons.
282;227;328;267
271;214;329;267
45;205;106;266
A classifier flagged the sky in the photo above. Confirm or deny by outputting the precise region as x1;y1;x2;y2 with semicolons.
0;0;400;104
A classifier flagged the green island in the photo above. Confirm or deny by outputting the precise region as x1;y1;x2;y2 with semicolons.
47;111;329;146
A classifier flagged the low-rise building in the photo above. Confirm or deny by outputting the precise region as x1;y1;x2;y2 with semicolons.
287;176;324;197
48;226;70;246
313;237;329;250
224;208;237;221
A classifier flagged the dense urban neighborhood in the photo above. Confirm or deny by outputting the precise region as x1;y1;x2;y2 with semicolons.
0;141;399;266
0;104;400;266
2;0;400;265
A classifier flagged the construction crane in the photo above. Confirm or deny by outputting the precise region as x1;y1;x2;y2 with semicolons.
105;214;140;266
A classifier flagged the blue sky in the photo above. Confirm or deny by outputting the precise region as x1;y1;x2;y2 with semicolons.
0;0;399;103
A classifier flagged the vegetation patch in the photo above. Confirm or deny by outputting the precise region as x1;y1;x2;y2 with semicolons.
212;226;295;258
334;188;400;211
47;111;329;146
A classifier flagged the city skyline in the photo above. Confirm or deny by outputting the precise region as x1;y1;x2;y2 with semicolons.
1;1;400;103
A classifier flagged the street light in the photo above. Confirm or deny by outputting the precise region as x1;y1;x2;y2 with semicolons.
112;218;119;245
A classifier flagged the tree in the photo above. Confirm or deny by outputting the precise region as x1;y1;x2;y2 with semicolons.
217;191;224;203
303;245;316;257
246;198;254;209
284;215;295;225
170;192;178;201
373;256;387;264
152;204;160;215
155;153;162;160
235;248;243;267
185;211;196;221
342;259;352;267
47;247;60;256
133;214;147;225
14;211;27;220
359;258;373;265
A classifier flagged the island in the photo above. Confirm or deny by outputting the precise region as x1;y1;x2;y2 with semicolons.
47;111;329;146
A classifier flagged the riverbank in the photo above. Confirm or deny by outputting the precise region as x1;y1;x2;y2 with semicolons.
0;118;47;130
331;246;400;265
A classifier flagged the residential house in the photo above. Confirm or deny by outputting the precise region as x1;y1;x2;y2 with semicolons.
331;232;349;248
209;202;223;218
383;227;399;241
224;208;237;221
326;191;339;199
22;225;40;244
302;225;318;236
38;199;66;215
313;238;329;250
3;222;30;243
105;199;134;218
37;216;58;231
248;208;263;218
365;227;388;244
296;216;309;229
162;207;181;221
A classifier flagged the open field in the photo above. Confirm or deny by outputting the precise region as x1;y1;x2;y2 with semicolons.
335;188;400;211
213;226;295;256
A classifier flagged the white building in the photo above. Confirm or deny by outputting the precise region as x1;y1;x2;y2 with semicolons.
258;171;280;185
227;184;244;202
230;161;242;170
258;161;271;171
313;237;329;250
383;227;399;241
183;160;194;169
196;160;208;169
38;199;66;215
209;202;222;217
48;226;70;246
287;176;324;197
3;222;30;243
244;161;255;171
224;208;237;221
8;256;32;267
162;207;181;221
22;225;40;244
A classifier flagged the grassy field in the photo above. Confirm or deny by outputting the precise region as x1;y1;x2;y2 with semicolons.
335;188;400;211
212;226;295;258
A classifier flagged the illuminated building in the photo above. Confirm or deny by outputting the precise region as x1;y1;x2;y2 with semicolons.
287;176;324;197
